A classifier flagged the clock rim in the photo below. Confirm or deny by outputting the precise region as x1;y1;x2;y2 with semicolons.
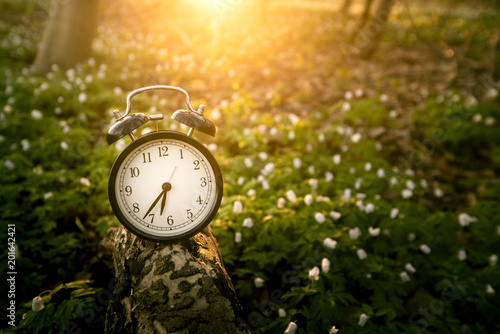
108;130;223;243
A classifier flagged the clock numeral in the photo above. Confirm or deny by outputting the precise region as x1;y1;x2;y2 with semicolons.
130;167;140;178
125;186;132;196
133;203;140;213
179;149;184;159
193;160;200;170
167;215;174;225
158;146;169;157
200;177;207;187
187;209;193;219
196;196;203;205
142;152;152;163
148;214;154;224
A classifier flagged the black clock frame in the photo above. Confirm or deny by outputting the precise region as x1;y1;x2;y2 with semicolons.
108;130;223;243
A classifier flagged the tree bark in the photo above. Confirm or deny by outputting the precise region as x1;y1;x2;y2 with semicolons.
32;0;98;74
357;0;395;59
105;225;246;334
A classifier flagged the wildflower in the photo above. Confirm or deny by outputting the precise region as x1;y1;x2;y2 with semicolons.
78;92;87;103
380;93;389;102
277;197;286;209
472;113;482;122
377;168;385;178
364;162;372;172
405;263;416;273
490;254;498;266
244;157;253;168
485;117;496;126
341;101;351;112
420;179;428;188
355;88;363;98
341;188;351;200
368;227;380;236
390;208;399;219
235;232;242;243
420;244;431;254
32;296;44;312
358;313;369;327
458;213;477;227
285;190;297;203
434;187;444;197
321;258;331;273
304;194;313;206
364;203;375;213
344;91;353;100
278;309;286;317
405;180;415;190
233;201;243;214
401;189;413;199
308;166;315;175
390;177;398;186
314;212;326;224
325;171;334;182
254;277;264;288
284;321;298;334
486;284;495;295
333;154;341;165
242;218;253;228
43;192;53;200
261;162;275;175
258;152;268;160
261;180;270;190
308;266;320;280
400;271;411;282
354;178;362;190
80;177;91;187
31;109;43;120
329;211;341;220
408;233;416;241
323;238;337;249
237;177;245;185
357;249;367;260
458;250;467;261
293;157;302;169
351;133;361;143
349;227;361;240
288;131;295;140
60;141;69;150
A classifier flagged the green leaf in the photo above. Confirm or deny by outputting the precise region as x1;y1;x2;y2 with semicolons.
55;300;75;332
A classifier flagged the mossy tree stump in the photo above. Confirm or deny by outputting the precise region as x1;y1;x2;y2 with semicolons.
105;225;245;334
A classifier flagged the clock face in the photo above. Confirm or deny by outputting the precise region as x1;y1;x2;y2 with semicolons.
108;131;223;242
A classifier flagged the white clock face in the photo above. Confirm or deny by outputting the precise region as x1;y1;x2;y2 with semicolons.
109;132;222;242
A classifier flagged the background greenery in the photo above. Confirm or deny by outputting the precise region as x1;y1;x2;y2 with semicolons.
1;0;499;333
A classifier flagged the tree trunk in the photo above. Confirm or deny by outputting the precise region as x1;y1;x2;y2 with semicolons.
32;0;98;74
105;225;246;334
341;0;353;15
357;0;395;59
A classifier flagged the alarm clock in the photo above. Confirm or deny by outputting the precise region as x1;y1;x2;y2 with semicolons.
106;85;223;243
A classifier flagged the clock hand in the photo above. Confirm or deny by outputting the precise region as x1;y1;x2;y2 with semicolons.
143;188;166;219
159;182;172;215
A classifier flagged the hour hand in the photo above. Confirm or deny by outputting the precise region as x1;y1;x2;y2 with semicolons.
143;189;166;219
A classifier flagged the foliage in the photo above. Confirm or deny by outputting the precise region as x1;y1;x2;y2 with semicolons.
1;0;500;333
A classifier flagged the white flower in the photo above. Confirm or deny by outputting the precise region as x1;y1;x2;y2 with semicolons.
486;284;495;294
472;113;482;122
254;277;264;288
277;197;286;209
376;168;385;178
405;263;416;273
490;254;498;266
304;194;313;206
344;91;353;100
364;203;375;213
43;192;53;200
258;152;268;160
333;154;341;165
31;109;43;120
321;258;330;273
285;190;297;203
278;309;287;317
329;211;341;220
309;266;320;280
4;160;15;170
262;162;275;175
242;217;254;228
244;157;253;168
357;249;367;260
288;130;295;140
390;177;399;186
351;133;361;143
341;101;351;112
247;189;256;197
261;179;270;190
32;296;44;312
397;268;411;282
390;208;399;219
323;238;337;249
368;227;380;236
364;162;372;172
78;92;87;103
235;232;242;243
354;178;362;190
420;244;431;254
405;180;415;190
380;93;389;102
485;117;496;126
349;227;361;240
233;201;243;214
329;326;339;334
408;233;416;241
293;157;302;169
21;139;30;151
420;179;428;189
80;177;91;187
325;171;334;182
458;250;467;261
355;88;363;98
434;187;444;198
237;176;245;185
314;212;326;224
458;213;477;227
308;178;318;189
284;321;298;334
341;188;351;200
401;189;413;199
60;141;69;150
358;313;369;327
308;166;315;175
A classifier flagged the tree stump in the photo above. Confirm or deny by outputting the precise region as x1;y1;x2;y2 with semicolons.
105;225;245;334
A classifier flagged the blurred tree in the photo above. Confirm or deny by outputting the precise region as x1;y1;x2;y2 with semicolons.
32;0;98;74
357;0;395;59
493;30;500;83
